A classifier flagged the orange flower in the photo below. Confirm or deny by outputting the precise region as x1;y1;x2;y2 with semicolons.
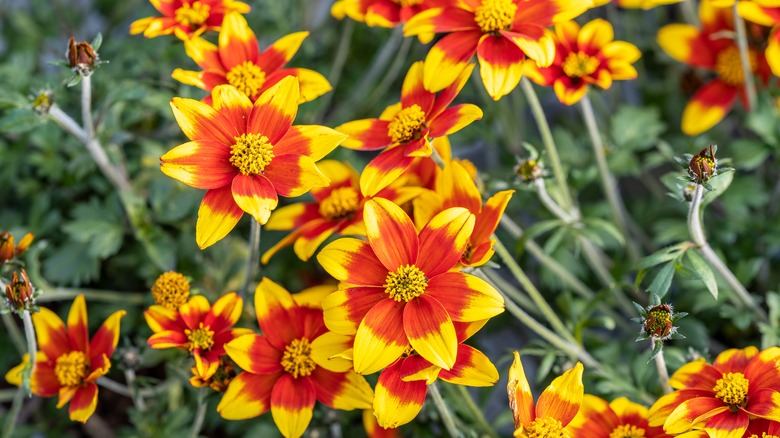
404;0;591;100
507;352;584;437
332;0;432;28
566;394;672;437
648;347;780;437
316;198;504;375
524;19;641;105
160;78;347;249
130;0;250;39
336;61;482;197
0;231;33;264
172;12;331;104
217;279;374;438
5;295;125;422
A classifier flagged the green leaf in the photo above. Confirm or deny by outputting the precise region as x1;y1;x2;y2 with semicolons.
647;262;676;298
62;219;124;258
728;139;770;170
582;218;625;246
43;242;100;286
610;106;666;151
701;170;734;207
636;243;687;270
91;33;103;51
684;249;718;300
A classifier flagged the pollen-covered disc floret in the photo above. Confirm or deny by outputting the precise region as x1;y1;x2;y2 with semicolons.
281;338;316;378
230;133;274;175
474;0;518;33
387;104;427;144
562;52;600;78
384;264;428;302
715;45;756;86
713;372;749;408
525;417;565;438
186;322;216;351
151;271;190;310
175;1;211;27
319;187;360;220
226;61;267;98
609;424;646;438
54;350;89;387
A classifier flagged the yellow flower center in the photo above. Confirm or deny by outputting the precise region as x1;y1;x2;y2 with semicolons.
609;424;646;438
474;0;517;33
230;133;274;175
713;372;750;408
562;52;600;78
175;1;211;28
387;104;427;144
54;351;89;387
715;45;757;87
524;417;565;438
225;61;267;98
281;338;316;378
319;187;360;220
748;435;780;438
185;323;215;351
384;264;427;302
392;0;423;5
151;271;190;311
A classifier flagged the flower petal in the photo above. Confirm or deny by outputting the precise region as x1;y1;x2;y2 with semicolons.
423;31;481;93
225;334;283;374
664;399;728;434
336;118;392;151
32;306;70;361
508;352;535;429
68;382;99;423
317;238;388;286
426;272;504;322
160;140;235;189
353;299;409;374
271;373;316;438
417;207;474;277
263;154;330;197
310;331;355;373
374;360;428;429
476;34;526;101
363;197;419;271
401;61;435;114
67;294;89;353
211;84;253;131
359;147;416;197
714;346;758;373
536;362;584;426
403;295;458;370
322;287;389;335
203;291;243;333
143;305;180;333
248;76;299;144
255;277;299;349
657;24;716;69
170;96;236;145
703;410;749;438
196;186;244;249
648;389;714;427
218;371;278;420
218;12;259;70
428;104;484;138
439;344;499;387
312;367;374;410
231;173;278;224
89;309;126;366
257;31;309;73
274;125;347;160
668;360;722;391
681;80;738;136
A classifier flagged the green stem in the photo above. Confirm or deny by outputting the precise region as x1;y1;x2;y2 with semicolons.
189;388;208;438
96;377;172;398
453;385;496;438
428;382;461;438
1;387;24;438
687;184;767;322
580;94;639;262
36;288;146;304
81;74;95;140
519;77;573;210
1;314;25;354
361;37;413;112
316;20;354;121
124;368;146;411
241;220;262;298
733;7;757;111
21;310;36;397
653;340;673;394
479;268;539;318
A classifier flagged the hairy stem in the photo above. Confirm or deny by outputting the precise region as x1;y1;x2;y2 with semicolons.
241;220;262;298
452;385;496;438
189;388;208;438
21;310;36;397
733;7;757;111
81;75;95;139
1;314;25;354
653;340;673;394
124;368;146;411
428;382;460;438
1;387;24;438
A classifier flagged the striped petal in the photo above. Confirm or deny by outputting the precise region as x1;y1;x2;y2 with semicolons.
322;287;389;335
438;160;482;212
353;299;409;374
211;84;253;131
32;306;70;362
143;305;180;333
203;291;243;333
714;346;758;373
507;27;557;68
68;382;98;423
218;371;278;419
439;344;499;387
264;67;332;103
89;310;126;366
170;97;236;145
363;197;419;271
401;61;435;115
225;334;283;374
182;35;221;69
161;140;235;190
317;238;388;286
668;360;721;390
335;118;392;151
508;351;535;429
67;294;89;352
403;7;478;36
681;80;739;136
179;295;209;332
196;186;244;249
218;12;259;70
359;147;416;197
472;190;514;247
429;63;476;120
746;389;780;420
403;295;458;370
312;367;374;410
374;360;428;429
257;31;309;74
425;272;504;322
477;34;526;101
247;76;299;144
271;373;316;438
423;31;481;93
664;399;728;434
648;389;714;427
255;277;299;350
536;362;584;426
566;394;618;435
275;125;347;160
263;154;330;197
417;207;474;277
703;410;749;438
231;173;278;224
745;347;780;392
428;104;484;138
310;332;355;373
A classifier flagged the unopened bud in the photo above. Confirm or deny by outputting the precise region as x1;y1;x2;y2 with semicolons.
644;304;674;340
5;269;34;311
688;145;717;184
67;37;98;76
32;90;53;115
515;159;543;183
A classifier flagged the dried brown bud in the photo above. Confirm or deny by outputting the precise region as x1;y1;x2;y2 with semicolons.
5;269;33;311
67;37;98;76
689;145;717;184
644;304;674;340
515;159;544;183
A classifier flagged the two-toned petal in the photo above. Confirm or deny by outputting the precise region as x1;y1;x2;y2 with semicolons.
363;198;419;271
536;361;584;426
68;382;98;423
247;76;299;144
426;272;504;322
353;299;409;374
374;360;428;429
196;186;244;249
403;295;458;370
417;207;474;277
270;374;316;438
439;344;499;387
218;372;279;419
317;238;388;286
681;80;739;135
263;155;330;197
160;141;235;189
311;368;374;410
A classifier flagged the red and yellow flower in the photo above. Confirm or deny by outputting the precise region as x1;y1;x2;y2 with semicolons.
172;12;331;104
260;160;422;264
130;0;250;39
0;231;33;264
524;19;641;105
160;77;347;249
373;320;499;428
648;346;780;436
217;278;374;438
744;418;780;437
332;0;431;28
591;0;682;9
657;1;771;135
316;197;505;375
404;0;591;100
731;0;780;79
507;351;584;437
5;295;125;422
336;61;482;196
145;292;251;381
566;394;672;437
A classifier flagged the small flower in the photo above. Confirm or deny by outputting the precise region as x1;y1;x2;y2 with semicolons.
566;394;672;437
150;271;191;311
688;144;717;184
190;356;236;392
4;295;125;422
67;37;98;76
0;231;33;264
129;0;250;39
5;269;34;312
507;351;584;437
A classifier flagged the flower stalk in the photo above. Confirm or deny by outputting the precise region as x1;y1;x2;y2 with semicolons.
20;310;36;397
240;220;262;298
428;382;460;438
189;388;208;438
733;5;757;111
652;340;673;394
452;385;497;438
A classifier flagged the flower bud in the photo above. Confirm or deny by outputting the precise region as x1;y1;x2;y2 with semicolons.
515;159;544;183
0;232;33;264
688;144;717;184
32;90;53;115
189;357;235;392
67;37;98;76
5;269;34;311
644;304;674;340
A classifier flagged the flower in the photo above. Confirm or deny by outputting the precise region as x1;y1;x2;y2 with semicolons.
217;278;374;438
150;271;191;310
566;394;672;437
67;37;98;76
404;0;591;100
331;0;437;42
316;197;505;375
657;1;771;135
745;419;780;437
5;269;34;312
335;61;482;196
172;12;331;104
0;231;33;264
733;0;780;78
648;346;780;436
507;351;584;437
261;160;422;264
189;356;236;392
590;0;682;9
4;295;125;422
160;77;347;249
373;320;499;428
524;19;640;105
144;292;251;381
130;0;250;39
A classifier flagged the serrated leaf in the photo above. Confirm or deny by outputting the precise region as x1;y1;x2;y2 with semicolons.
647;262;675;298
42;241;99;286
62;219;124;258
610;106;666;151
685;250;718;299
